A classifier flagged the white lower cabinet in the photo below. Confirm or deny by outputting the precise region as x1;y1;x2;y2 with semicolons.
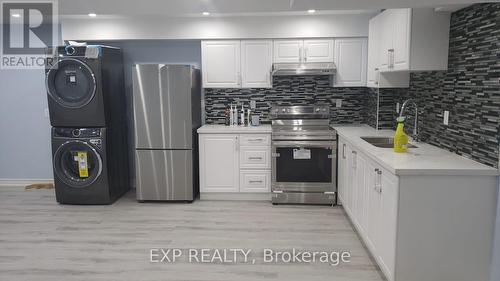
199;133;271;197
239;170;271;193
337;135;496;281
240;146;271;169
337;139;348;205
199;134;240;192
338;137;397;281
376;169;398;280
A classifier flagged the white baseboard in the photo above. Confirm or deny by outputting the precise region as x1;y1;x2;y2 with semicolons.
200;192;271;201
0;179;54;187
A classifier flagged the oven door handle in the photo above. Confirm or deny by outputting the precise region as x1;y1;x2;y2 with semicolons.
272;141;335;147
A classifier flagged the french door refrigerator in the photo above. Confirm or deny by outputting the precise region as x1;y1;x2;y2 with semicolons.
132;64;201;201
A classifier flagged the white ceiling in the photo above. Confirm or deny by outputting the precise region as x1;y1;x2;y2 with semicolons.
58;0;487;17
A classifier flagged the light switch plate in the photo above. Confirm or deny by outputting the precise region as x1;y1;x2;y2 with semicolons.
336;99;342;108
443;110;449;125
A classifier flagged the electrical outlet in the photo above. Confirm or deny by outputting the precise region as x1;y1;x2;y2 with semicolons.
250;100;256;109
443;110;449;125
336;99;342;108
396;102;400;114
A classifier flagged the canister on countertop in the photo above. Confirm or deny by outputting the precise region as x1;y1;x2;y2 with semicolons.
251;115;260;126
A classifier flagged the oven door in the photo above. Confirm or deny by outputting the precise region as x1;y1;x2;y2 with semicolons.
272;140;336;192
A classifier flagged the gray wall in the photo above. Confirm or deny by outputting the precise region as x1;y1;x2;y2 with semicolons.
0;69;52;179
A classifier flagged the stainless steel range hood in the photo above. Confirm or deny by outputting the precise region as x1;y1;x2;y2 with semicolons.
272;62;336;76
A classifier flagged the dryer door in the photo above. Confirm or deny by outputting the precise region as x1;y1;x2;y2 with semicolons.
46;58;97;108
53;140;103;188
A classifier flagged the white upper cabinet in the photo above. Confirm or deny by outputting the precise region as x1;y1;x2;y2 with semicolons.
391;9;411;71
367;15;381;88
202;40;272;88
370;8;450;74
367;15;410;88
273;39;334;63
303;39;334;63
367;8;449;87
273;40;302;63
241;40;273;88
201;41;241;88
333;38;367;87
378;10;393;71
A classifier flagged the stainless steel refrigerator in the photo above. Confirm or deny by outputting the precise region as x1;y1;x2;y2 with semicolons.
132;64;201;201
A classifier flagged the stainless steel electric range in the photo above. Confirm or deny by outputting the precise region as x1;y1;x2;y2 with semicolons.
270;105;337;205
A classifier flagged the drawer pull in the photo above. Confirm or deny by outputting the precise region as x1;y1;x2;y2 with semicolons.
248;157;263;160
248;138;264;141
249;180;263;184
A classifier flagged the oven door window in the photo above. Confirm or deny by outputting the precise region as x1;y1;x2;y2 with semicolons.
276;147;332;183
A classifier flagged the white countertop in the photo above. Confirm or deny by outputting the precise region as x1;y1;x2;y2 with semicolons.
197;124;272;134
333;125;499;176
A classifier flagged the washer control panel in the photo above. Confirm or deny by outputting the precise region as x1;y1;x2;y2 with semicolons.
53;128;102;138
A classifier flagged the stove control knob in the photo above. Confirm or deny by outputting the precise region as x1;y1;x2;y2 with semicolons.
282;109;286;113
315;108;320;112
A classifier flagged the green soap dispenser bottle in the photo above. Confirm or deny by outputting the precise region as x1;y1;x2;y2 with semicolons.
394;117;409;153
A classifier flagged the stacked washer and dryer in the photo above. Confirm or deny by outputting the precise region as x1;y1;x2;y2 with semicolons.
45;45;130;204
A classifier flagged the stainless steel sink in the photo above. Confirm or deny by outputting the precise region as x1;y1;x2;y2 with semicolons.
361;137;418;148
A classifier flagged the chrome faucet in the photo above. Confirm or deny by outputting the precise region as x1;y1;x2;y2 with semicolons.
399;99;419;142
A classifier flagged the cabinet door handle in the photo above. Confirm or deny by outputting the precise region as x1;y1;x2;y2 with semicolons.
235;136;239;151
342;144;346;159
352;151;357;168
249;180;263;184
248;157;263;160
388;49;395;68
304;47;308;62
299;47;303;62
377;170;383;192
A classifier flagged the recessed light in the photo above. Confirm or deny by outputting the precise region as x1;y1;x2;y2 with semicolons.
202;11;210;16
88;13;97;17
307;9;316;14
11;13;21;18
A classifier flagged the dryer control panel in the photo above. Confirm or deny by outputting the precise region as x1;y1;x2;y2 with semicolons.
53;128;102;138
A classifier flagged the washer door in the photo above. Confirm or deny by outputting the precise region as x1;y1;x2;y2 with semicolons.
46;58;97;108
53;141;102;188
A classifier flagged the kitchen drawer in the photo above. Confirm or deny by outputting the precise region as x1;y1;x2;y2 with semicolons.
240;146;271;169
239;134;271;146
240;170;271;193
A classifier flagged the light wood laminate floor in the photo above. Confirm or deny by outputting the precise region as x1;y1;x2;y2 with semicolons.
0;187;384;281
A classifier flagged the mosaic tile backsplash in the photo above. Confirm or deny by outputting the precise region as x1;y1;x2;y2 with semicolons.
376;3;500;168
204;76;371;125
